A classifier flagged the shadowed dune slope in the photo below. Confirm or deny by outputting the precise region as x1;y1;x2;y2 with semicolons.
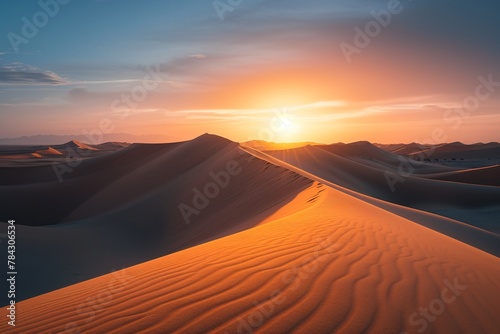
313;142;458;174
408;142;500;159
376;142;433;155
315;141;402;164
3;183;500;334
423;164;500;186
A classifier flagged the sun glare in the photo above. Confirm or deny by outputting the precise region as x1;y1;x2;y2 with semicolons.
277;116;301;142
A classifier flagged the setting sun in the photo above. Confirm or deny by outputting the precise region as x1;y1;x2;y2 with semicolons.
275;115;301;142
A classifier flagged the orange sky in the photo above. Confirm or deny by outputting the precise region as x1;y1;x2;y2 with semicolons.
1;0;499;144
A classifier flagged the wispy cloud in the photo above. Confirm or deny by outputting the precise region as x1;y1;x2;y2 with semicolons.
188;54;207;59
0;63;68;85
289;101;347;111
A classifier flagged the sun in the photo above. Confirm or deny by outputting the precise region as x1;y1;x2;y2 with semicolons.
276;116;301;142
281;117;299;132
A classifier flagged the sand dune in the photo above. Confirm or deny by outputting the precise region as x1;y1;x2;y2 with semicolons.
376;142;434;155
312;142;456;174
0;154;33;160
265;145;500;235
243;140;321;151
0;141;125;168
3;182;499;334
243;146;500;256
378;142;500;156
0;134;312;303
411;142;500;155
423;164;500;186
35;146;64;156
315;141;400;164
59;139;100;151
93;142;130;150
382;142;500;168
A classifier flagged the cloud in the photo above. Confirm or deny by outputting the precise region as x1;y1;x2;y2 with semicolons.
67;87;93;101
188;54;207;59
159;54;217;76
0;63;68;85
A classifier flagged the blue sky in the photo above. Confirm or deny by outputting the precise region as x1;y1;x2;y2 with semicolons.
1;0;499;143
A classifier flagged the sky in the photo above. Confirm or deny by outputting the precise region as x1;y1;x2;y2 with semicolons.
0;0;499;144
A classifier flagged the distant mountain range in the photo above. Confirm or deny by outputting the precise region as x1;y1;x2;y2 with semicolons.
0;133;180;145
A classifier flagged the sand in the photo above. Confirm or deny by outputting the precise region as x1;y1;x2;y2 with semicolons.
1;135;499;333
35;147;64;156
265;144;500;234
0;135;312;303
2;181;499;333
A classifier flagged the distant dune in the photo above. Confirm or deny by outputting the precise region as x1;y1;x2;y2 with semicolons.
35;147;64;156
376;142;434;155
377;142;500;167
0;133;179;145
423;164;500;186
0;140;127;167
61;139;99;151
243;140;322;151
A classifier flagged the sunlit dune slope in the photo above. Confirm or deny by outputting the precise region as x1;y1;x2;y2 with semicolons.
3;182;500;334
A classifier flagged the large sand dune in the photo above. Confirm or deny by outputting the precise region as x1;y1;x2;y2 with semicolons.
0;134;312;303
2;181;499;333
